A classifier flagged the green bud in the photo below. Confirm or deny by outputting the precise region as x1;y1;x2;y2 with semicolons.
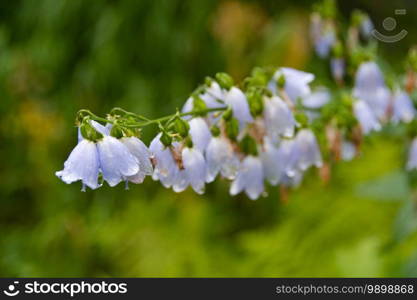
276;74;286;89
239;135;258;156
295;112;308;128
185;136;193;148
215;72;234;90
225;118;239;141
192;94;207;113
80;121;103;142
110;125;124;139
204;76;213;87
247;87;264;117
222;107;233;121
210;125;221;137
160;132;173;147
173;117;190;138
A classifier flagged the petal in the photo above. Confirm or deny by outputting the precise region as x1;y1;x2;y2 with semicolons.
121;137;153;175
302;89;330;108
97;136;139;187
182;147;206;194
189;117;212;152
261;137;283;185
90;120;110;136
56;140;100;189
224;87;253;124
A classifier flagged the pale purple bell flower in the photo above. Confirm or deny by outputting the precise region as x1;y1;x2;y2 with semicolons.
353;62;390;119
188;117;212;152
263;96;296;140
120;136;153;184
314;30;336;58
353;100;381;135
330;58;345;82
269;67;315;103
302;88;330;109
391;90;415;124
224;87;254;125
149;133;180;188
96;136;140;187
406;138;417;171
174;147;207;194
261;137;284;185
230;155;264;200
205;136;240;183
56;138;100;191
279;139;301;178
295;129;323;171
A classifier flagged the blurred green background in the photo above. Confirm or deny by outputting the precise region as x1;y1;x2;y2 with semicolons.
1;0;417;277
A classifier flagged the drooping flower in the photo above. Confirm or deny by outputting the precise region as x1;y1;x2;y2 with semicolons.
149;133;180;188
56;138;100;191
96;136;140;187
406;138;417;170
391;90;415;124
230;155;264;200
120;136;153;184
302;88;330;109
279;139;301;178
263;96;296;140
174;147;207;194
330;58;345;82
182;81;226;115
224;87;253;125
359;16;374;39
353;100;381;134
310;14;336;58
269;67;315;103
205;136;240;183
188;117;212;152
295;129;323;171
261;137;284;185
353;62;390;119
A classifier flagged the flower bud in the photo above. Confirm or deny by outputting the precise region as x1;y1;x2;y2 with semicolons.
239;135;258;156
225;118;239;141
173;117;190;138
215;72;234;90
160;131;173;147
247;87;264;117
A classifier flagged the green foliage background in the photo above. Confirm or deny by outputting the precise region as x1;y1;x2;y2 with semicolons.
0;0;417;277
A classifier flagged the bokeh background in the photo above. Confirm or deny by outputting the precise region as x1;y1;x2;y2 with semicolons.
1;0;417;277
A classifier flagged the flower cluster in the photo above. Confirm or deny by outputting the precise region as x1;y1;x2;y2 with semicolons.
57;0;417;199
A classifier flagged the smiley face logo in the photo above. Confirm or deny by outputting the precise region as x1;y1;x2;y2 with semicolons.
372;9;408;43
3;282;20;297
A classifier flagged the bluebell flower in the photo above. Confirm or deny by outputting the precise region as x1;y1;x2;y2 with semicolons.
174;147;207;194
353;100;381;134
302;88;330;109
261;137;284;185
120;136;153;184
188;117;212;152
330;58;345;82
224;87;253;125
96;135;140;187
406;138;417;170
56;138;100;191
360;17;374;39
295;129;323;171
353;62;390;119
279;139;301;178
149;133;180;188
270;68;315;103
391;90;415;124
230;155;264;200
263;96;296;140
310;14;336;58
205;136;240;183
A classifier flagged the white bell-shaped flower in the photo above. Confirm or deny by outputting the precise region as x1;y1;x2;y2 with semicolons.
205;136;240;182
120;136;153;184
261;137;284;185
263;96;296;140
353;100;381;135
392;90;415;124
295;129;323;171
174;147;207;194
230;155;264;200
56;139;100;191
188;117;212;152
224;87;253;125
406;138;417;170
